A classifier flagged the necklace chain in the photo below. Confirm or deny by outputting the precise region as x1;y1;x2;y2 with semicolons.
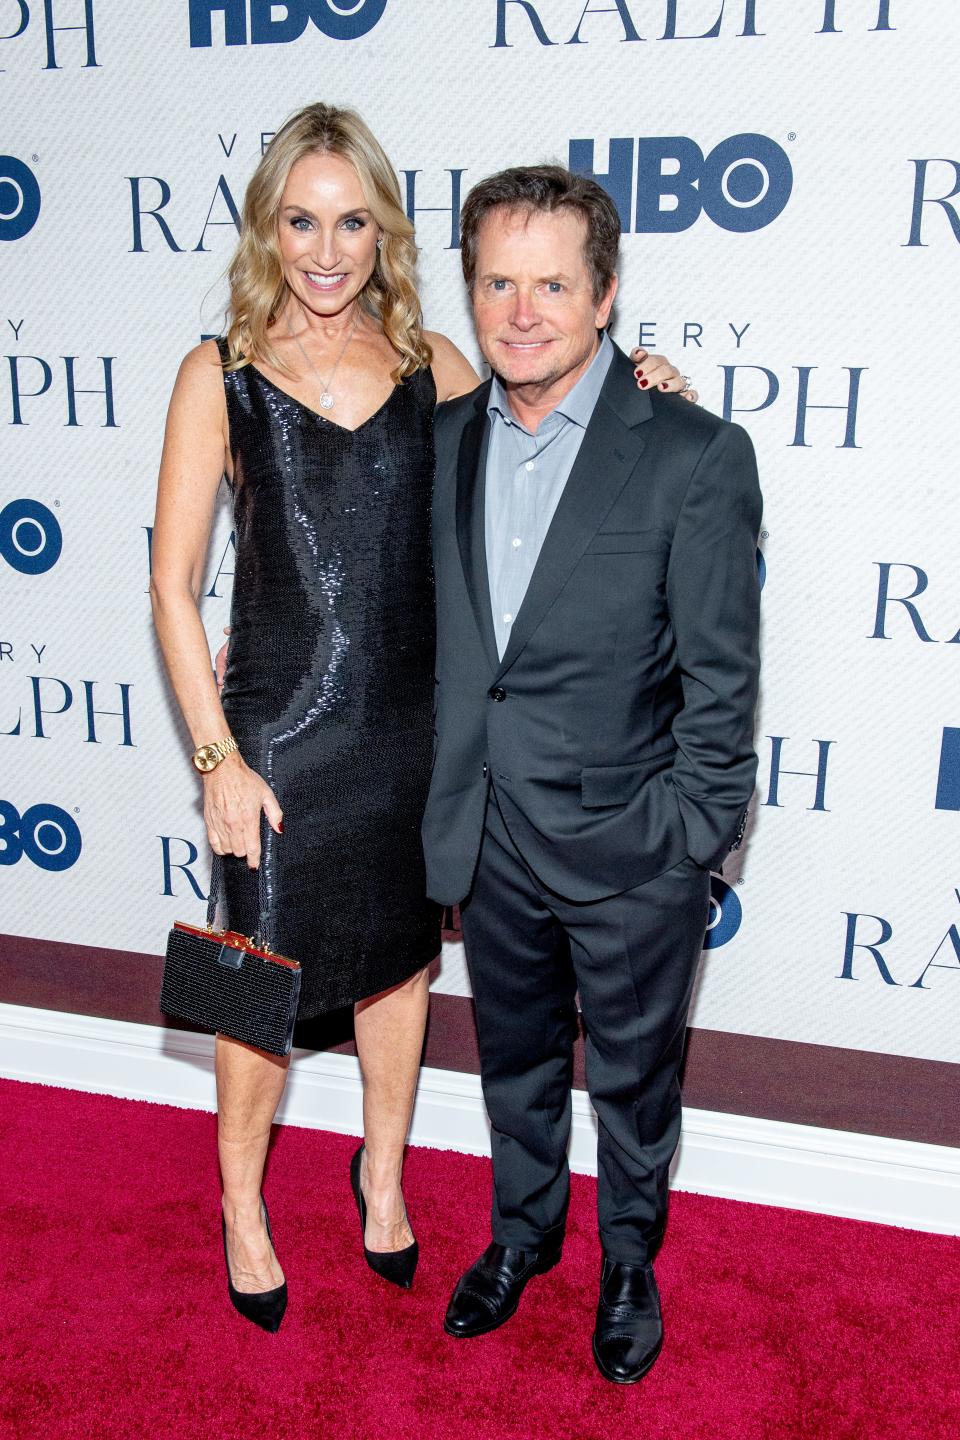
286;308;358;411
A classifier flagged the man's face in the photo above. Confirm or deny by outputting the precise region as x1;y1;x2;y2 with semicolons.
471;206;617;394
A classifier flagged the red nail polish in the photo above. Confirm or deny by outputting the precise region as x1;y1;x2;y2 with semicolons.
639;379;648;388
660;382;668;390
278;821;284;833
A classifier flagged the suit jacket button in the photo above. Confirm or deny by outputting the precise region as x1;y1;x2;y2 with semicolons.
489;686;506;702
482;762;489;777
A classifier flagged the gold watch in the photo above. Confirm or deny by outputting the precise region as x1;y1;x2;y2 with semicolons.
192;735;239;773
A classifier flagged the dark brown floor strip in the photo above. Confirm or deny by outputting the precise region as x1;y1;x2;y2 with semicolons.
1;934;957;1148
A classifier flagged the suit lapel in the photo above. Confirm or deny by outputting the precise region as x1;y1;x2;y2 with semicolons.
493;346;652;680
454;385;500;672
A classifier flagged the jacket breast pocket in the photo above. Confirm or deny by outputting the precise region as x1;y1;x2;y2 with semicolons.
580;748;676;808
583;530;664;555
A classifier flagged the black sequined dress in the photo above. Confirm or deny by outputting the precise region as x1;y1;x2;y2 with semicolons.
216;340;440;1016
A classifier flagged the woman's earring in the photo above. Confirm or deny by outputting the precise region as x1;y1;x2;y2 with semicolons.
376;236;384;250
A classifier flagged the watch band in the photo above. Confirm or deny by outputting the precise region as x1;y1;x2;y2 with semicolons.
192;735;239;773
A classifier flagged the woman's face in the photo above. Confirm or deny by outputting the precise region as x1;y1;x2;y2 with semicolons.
276;151;380;316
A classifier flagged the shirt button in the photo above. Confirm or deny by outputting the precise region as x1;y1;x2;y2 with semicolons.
503;613;513;625
512;537;522;549
524;460;535;472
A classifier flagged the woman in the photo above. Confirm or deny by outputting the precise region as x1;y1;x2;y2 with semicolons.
151;102;692;1333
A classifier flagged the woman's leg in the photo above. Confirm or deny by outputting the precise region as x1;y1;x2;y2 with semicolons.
353;965;431;1252
216;1033;290;1292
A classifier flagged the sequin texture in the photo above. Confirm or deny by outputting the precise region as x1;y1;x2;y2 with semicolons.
216;342;440;1016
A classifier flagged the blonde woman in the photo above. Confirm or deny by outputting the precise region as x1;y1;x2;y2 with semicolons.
151;103;689;1332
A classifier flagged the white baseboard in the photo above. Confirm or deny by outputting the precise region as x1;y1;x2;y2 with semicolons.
1;1002;957;1236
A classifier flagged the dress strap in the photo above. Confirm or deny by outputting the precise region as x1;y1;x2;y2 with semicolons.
213;335;240;481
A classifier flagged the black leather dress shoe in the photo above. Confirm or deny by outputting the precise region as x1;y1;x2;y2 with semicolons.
444;1240;562;1338
592;1257;663;1384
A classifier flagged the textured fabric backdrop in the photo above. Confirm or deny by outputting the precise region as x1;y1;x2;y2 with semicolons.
2;2;957;1120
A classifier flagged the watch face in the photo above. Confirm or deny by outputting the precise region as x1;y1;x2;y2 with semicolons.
194;745;219;773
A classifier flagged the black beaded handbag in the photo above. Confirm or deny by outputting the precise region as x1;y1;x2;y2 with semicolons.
160;851;301;1057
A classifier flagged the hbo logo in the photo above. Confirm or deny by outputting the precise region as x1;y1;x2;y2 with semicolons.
703;878;742;950
0;156;41;242
0;801;82;871
0;499;62;574
189;0;387;46
570;134;793;234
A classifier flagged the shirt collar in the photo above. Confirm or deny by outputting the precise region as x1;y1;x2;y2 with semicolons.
487;330;614;432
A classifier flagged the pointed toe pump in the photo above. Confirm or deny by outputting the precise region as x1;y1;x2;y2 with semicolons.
349;1144;419;1290
221;1197;288;1333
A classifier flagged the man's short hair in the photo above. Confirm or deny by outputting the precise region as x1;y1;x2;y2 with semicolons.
459;165;621;304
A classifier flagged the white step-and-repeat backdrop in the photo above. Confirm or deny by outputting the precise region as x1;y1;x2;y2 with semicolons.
2;2;957;1078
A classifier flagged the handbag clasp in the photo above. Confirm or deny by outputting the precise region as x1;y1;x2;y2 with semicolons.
215;942;244;970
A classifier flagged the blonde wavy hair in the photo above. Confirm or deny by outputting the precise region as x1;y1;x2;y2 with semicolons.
223;103;431;382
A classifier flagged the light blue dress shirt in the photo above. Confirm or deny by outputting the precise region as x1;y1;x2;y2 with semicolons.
484;332;614;658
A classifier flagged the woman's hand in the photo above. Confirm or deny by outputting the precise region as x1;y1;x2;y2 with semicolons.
630;348;699;404
203;754;283;870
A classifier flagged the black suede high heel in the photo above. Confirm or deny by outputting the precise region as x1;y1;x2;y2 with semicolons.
221;1197;288;1332
349;1144;418;1290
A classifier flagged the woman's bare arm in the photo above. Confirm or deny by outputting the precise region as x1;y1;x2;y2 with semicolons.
151;343;231;745
150;341;281;867
427;330;483;403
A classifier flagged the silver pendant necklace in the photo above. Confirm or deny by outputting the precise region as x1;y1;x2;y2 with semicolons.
286;307;358;411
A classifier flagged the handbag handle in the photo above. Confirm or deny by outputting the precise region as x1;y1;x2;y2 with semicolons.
206;812;274;950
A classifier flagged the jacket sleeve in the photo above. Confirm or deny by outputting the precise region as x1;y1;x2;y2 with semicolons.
665;421;763;869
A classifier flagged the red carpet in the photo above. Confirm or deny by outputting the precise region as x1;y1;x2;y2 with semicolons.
1;1079;958;1440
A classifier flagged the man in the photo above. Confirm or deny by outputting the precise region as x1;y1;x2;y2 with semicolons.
422;166;762;1384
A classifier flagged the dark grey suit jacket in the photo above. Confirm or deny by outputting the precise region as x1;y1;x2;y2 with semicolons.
421;342;762;906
